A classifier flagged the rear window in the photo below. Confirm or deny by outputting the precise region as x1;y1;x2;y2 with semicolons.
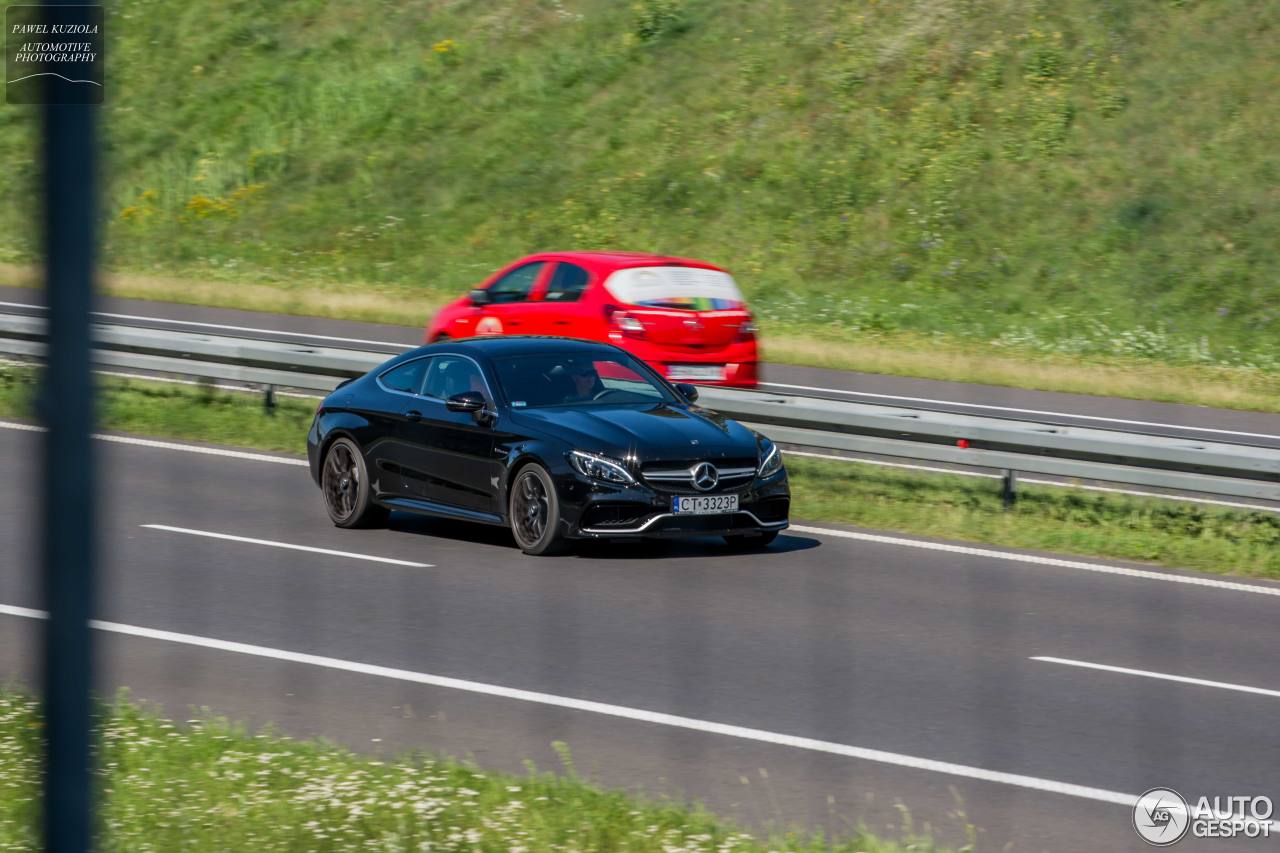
604;266;745;311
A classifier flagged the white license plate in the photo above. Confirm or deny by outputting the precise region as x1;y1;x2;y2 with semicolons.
668;364;725;381
672;494;739;515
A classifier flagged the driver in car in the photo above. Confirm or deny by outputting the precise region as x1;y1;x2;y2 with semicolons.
563;363;603;403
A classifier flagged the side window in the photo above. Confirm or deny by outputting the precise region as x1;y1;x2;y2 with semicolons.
486;262;545;305
544;262;590;302
379;358;430;395
423;356;489;403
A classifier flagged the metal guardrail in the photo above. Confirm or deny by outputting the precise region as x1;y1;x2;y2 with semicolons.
3;313;1279;503
0;313;381;391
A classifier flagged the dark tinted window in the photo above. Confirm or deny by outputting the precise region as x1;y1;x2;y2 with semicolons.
485;262;545;304
422;355;489;402
379;358;430;394
493;352;675;408
544;262;590;302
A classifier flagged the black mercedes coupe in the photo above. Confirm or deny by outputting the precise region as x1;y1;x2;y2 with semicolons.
307;337;789;555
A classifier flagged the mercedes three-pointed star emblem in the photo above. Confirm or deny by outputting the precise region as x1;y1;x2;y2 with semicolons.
692;462;719;492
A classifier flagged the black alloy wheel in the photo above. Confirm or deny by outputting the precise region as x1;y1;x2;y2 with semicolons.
321;437;389;528
509;464;566;555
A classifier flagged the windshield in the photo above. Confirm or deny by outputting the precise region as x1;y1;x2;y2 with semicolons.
604;265;745;311
493;352;678;409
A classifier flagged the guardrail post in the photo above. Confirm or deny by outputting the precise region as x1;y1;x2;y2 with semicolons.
1001;469;1017;509
263;383;276;412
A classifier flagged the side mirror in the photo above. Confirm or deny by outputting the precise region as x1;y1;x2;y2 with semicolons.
675;383;699;402
446;391;486;413
468;288;491;306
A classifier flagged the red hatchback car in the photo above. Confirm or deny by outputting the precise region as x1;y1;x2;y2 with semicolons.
425;252;759;387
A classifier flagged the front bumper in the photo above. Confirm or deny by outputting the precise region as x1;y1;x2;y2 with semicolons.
554;469;790;539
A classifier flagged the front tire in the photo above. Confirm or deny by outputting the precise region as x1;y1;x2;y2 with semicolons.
321;437;389;528
723;530;779;550
509;464;567;556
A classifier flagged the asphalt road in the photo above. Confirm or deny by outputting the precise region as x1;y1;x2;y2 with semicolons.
4;285;1280;448
3;422;1279;850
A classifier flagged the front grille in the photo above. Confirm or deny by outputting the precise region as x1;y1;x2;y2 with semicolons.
640;457;757;493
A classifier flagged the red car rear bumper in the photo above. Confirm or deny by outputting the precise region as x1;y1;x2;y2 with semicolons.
608;335;759;387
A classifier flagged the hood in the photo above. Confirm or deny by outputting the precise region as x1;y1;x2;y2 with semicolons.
512;403;758;461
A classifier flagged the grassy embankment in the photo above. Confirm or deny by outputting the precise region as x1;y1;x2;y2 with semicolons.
1;0;1279;409
0;691;940;851
3;366;1277;580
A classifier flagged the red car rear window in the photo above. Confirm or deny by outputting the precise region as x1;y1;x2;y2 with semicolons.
604;266;745;311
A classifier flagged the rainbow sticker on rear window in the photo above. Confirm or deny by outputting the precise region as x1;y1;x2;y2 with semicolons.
604;266;745;312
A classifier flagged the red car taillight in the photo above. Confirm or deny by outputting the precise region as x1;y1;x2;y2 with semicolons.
611;311;647;339
735;318;757;343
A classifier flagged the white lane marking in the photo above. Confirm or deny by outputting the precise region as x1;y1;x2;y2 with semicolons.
759;381;1280;442
0;603;45;620
0;420;308;466
1032;656;1280;699
0;300;413;350
0;420;42;433
787;525;1280;598
0;602;1148;812
141;524;431;568
784;449;1280;514
99;435;307;465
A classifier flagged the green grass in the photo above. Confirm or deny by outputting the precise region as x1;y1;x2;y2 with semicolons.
2;0;1279;379
2;371;318;454
0;691;940;851
3;365;1279;579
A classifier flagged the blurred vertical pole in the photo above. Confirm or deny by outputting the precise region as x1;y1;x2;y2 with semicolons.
38;5;98;851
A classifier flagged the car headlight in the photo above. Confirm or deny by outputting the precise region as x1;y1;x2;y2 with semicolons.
568;450;636;485
758;439;783;478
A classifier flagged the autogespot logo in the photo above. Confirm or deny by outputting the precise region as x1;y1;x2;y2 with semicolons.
1134;789;1275;845
1134;788;1191;846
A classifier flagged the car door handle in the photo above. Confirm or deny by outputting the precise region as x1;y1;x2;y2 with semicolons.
405;409;422;422
554;320;570;326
